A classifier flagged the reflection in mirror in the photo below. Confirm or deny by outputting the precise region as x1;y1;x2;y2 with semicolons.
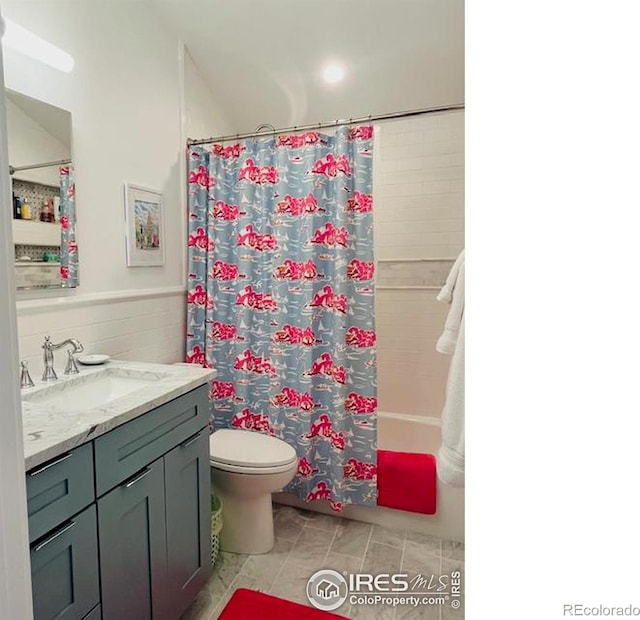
5;90;77;290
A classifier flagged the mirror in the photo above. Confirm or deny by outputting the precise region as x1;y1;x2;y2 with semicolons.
5;90;76;290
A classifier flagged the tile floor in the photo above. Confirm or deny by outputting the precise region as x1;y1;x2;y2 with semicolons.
181;505;465;620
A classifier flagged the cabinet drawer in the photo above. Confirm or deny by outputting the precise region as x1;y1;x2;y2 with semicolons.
94;385;209;496
30;504;100;620
26;443;95;543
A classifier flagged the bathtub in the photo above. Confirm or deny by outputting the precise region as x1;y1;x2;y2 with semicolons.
274;410;465;543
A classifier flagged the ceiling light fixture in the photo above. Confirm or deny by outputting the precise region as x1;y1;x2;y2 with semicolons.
322;63;346;84
1;18;74;73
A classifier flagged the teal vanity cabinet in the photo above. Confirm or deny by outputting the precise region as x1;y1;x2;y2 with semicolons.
26;384;212;620
95;383;212;620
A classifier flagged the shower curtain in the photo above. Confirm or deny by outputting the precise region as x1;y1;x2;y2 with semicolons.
186;126;377;509
59;165;78;287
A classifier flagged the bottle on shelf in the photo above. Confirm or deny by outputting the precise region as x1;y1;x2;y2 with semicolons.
53;196;61;222
13;193;22;219
40;200;54;223
20;201;31;220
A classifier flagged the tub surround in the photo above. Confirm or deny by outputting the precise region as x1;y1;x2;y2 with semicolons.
21;360;215;469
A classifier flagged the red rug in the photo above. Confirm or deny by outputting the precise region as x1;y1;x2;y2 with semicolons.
376;450;437;514
218;588;349;619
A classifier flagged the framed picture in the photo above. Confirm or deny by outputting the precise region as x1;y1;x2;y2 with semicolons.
124;184;165;267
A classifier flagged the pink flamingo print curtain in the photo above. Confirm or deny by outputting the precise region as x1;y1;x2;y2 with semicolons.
187;126;377;509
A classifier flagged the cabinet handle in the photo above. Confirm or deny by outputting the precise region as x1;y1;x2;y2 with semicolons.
123;467;151;488
180;431;203;449
33;520;75;552
28;452;73;477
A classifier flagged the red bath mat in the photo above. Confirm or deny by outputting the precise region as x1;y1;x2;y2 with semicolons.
218;588;349;619
377;450;437;514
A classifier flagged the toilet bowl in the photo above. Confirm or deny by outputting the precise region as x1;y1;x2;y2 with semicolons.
210;428;297;554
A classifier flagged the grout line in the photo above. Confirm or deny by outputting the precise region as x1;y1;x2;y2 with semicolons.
320;521;340;569
392;533;410;620
267;513;306;593
399;531;408;572
358;523;374;573
208;553;250;620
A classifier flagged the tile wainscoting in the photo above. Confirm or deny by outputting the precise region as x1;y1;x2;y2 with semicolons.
16;287;187;372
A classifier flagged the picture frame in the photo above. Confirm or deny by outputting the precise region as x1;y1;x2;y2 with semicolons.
124;183;165;267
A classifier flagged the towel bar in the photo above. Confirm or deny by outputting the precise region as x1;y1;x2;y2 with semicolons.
376;258;457;263
376;285;441;291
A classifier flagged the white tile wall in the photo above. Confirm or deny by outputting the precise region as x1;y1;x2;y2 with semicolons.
374;110;464;418
16;291;186;375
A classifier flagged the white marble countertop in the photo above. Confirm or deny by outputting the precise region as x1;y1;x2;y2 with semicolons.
21;360;216;470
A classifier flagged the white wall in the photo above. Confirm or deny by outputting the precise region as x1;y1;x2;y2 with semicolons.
184;49;234;141
374;110;464;419
0;8;232;609
6;98;69;186
3;0;184;296
0;2;233;369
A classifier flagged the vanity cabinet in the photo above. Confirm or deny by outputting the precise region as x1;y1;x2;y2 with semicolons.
26;384;212;620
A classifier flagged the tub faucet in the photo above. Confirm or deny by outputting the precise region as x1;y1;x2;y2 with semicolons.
42;336;84;381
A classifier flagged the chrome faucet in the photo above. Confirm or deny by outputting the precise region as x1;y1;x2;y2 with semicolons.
20;361;35;389
42;336;84;381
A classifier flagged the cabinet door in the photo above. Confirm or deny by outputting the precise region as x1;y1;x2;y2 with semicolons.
30;505;100;620
164;429;212;619
97;458;168;620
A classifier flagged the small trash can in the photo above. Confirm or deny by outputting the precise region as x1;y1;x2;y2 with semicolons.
211;494;223;566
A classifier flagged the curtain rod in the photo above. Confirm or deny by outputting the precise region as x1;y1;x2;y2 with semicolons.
9;158;71;176
187;103;465;146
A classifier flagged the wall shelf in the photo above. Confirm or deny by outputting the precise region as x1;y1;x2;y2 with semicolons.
12;219;61;247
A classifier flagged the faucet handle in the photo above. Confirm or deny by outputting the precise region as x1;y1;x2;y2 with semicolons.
20;361;35;389
64;350;80;375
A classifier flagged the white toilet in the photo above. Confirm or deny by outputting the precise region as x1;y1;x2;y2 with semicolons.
209;428;298;554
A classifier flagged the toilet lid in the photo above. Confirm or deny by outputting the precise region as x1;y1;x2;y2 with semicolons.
209;429;297;469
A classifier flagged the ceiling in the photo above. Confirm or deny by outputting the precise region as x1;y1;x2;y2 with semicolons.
152;0;464;134
6;90;72;147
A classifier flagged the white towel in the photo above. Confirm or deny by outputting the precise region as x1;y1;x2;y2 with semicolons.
436;251;465;487
436;249;464;304
436;253;465;355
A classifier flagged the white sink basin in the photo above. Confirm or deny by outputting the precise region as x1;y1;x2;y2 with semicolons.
23;367;172;411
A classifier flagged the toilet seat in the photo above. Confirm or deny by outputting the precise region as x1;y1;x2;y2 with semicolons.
210;429;297;475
